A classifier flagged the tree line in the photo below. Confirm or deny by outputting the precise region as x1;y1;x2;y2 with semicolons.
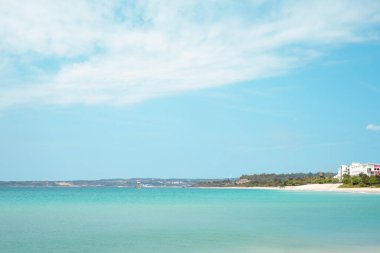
341;173;380;188
193;172;339;187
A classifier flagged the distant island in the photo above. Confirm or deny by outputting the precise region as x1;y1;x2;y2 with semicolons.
0;178;213;188
0;173;339;188
2;163;380;190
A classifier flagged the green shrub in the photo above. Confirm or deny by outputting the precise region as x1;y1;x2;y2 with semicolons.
342;174;351;184
369;176;377;186
359;173;369;186
351;176;360;185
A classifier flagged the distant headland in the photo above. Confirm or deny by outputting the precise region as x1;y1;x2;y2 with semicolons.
0;178;210;188
2;162;379;192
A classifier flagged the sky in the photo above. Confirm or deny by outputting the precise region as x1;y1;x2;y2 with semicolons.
0;0;380;180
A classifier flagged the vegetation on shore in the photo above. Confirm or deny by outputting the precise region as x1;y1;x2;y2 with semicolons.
340;174;380;188
193;172;338;188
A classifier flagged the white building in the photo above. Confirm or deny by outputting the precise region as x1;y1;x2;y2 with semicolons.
335;165;349;180
336;162;380;181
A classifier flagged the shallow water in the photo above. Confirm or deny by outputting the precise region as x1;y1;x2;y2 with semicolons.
1;187;379;253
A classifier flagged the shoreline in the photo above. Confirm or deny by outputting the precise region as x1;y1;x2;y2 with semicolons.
197;184;380;194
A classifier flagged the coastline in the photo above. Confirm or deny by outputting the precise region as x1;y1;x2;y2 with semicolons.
197;184;380;194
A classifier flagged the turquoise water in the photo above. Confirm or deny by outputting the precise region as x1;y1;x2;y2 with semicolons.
1;188;380;253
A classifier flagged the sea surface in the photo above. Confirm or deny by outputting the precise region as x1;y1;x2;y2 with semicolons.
1;187;380;253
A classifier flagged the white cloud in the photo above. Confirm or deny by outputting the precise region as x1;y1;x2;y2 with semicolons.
367;124;380;131
0;0;380;108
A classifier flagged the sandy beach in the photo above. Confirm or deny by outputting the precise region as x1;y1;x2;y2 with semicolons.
282;184;380;194
200;184;380;194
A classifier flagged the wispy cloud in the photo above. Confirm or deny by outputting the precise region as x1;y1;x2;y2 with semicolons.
1;0;380;108
367;124;380;131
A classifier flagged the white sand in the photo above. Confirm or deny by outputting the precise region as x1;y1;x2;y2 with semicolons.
200;184;380;194
282;183;380;194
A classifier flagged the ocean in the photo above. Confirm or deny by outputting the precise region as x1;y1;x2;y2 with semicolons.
0;187;379;253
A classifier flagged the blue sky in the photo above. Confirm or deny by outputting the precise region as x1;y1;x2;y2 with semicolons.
0;0;380;180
